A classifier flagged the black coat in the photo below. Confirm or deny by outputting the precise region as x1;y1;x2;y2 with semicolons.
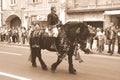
47;12;59;25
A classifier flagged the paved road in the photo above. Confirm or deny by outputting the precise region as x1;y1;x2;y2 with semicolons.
0;44;120;80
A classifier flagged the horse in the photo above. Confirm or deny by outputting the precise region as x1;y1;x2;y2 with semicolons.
29;21;91;74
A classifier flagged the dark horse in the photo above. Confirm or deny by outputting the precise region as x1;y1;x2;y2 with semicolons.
29;21;90;74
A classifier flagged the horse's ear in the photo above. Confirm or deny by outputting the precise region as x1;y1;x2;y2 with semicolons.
76;27;80;33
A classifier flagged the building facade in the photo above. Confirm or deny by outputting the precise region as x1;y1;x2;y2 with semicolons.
1;0;66;29
66;0;120;29
2;0;120;29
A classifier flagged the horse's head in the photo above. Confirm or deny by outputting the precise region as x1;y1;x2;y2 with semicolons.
74;22;91;54
62;21;91;54
77;22;90;40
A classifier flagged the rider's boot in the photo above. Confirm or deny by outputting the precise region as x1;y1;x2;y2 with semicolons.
50;37;56;49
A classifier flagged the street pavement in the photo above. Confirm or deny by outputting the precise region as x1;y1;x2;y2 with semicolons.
0;43;120;80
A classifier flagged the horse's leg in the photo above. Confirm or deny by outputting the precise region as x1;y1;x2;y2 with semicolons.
68;46;76;74
51;55;63;72
31;48;37;67
51;38;64;72
37;49;48;70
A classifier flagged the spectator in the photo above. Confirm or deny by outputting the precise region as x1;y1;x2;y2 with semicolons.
96;29;105;53
4;27;8;42
1;27;5;42
18;27;22;44
74;43;84;63
21;27;27;44
92;37;98;53
7;27;12;43
0;28;1;41
88;25;96;50
117;29;120;54
28;26;33;37
106;23;117;55
12;28;18;43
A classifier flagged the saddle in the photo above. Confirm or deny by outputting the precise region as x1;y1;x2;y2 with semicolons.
30;30;41;48
45;27;59;37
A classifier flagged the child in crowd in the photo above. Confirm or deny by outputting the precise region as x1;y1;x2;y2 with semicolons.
92;37;98;53
96;28;105;53
74;44;84;63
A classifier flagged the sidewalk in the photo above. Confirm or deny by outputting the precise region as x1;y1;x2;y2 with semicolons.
90;45;120;57
0;42;29;47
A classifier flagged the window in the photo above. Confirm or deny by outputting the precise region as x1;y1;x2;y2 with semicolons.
112;0;120;4
33;0;39;3
88;0;96;6
48;0;57;3
9;0;17;7
74;0;80;8
74;0;87;7
74;0;88;8
10;0;17;5
29;0;42;4
97;0;107;6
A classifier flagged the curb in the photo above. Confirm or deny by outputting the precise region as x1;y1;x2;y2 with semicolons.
0;42;119;57
0;42;29;47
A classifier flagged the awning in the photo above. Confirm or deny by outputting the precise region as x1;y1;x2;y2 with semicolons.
83;18;103;21
104;10;120;15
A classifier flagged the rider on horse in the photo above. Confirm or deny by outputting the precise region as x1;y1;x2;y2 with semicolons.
47;6;60;49
47;6;60;37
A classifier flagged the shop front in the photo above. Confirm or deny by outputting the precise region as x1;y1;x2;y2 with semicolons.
104;10;120;29
83;12;104;28
66;11;104;28
30;15;47;28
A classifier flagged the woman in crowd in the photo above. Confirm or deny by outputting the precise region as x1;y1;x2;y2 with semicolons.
117;29;120;54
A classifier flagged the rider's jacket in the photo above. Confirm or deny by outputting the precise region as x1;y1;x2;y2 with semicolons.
47;12;59;27
47;12;59;37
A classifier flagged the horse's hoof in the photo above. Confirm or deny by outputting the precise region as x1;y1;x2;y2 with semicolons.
32;64;37;68
51;64;56;72
69;71;77;74
42;67;48;71
69;69;77;74
51;70;56;73
51;67;56;72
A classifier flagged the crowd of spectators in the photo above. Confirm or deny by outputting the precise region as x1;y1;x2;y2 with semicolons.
0;23;120;56
0;24;37;45
86;23;120;55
